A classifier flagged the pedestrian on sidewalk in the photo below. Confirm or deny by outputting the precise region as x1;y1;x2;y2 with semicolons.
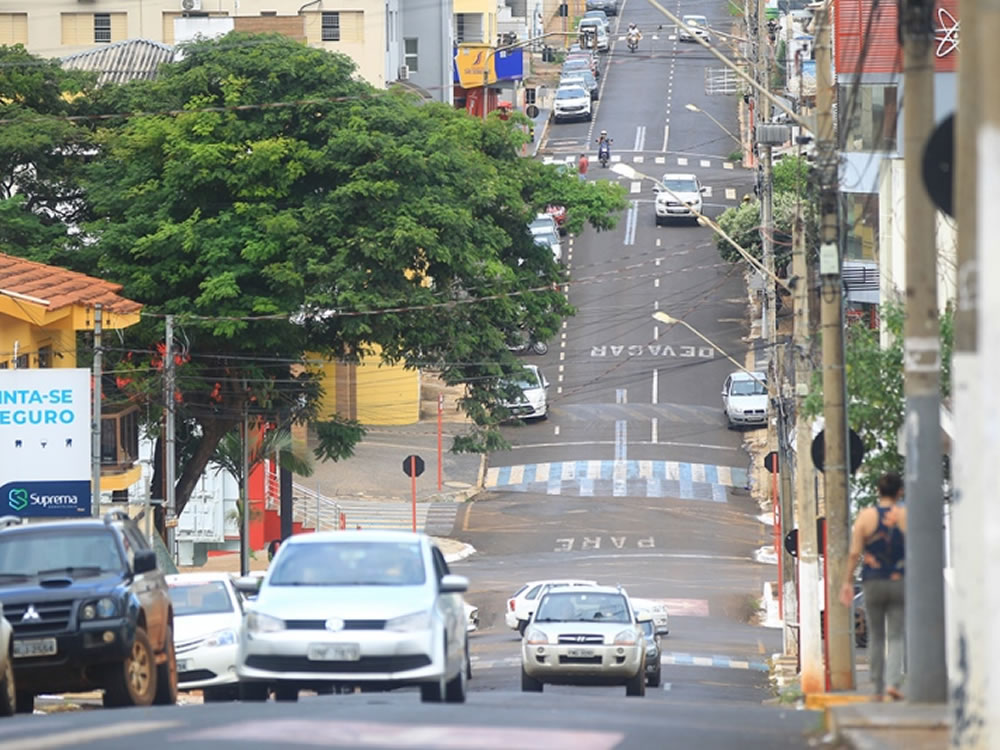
578;152;589;181
841;472;906;701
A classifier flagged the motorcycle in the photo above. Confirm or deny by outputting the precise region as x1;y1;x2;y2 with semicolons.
627;34;639;53
507;330;549;356
598;141;611;168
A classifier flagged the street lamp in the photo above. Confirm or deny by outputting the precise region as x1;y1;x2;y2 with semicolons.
651;311;767;388
610;163;790;291
684;103;742;147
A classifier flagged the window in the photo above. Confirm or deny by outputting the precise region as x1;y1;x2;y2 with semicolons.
0;362;7;369
0;13;28;46
13;354;27;369
525;87;537;105
843;192;879;260
455;13;484;43
37;346;53;369
94;13;112;43
839;84;898;152
404;37;419;72
322;11;340;41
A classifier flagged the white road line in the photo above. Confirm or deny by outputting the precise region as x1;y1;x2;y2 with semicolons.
662;124;670;152
656;238;662;247
654;278;660;288
655;156;665;164
653;325;659;340
634;155;644;163
652;368;659;404
611;154;622;162
724;161;735;170
677;157;688;166
560;351;565;361
651;417;659;443
630;181;641;194
700;159;711;168
614;420;627;461
554;425;560;436
655;257;661;266
615;388;627;404
499;439;742;451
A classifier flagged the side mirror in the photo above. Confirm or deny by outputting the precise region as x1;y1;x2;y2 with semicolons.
133;549;157;575
440;574;469;594
700;186;709;195
233;576;263;595
652;185;662;192
542;377;550;388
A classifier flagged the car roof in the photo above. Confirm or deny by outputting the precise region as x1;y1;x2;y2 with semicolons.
683;14;708;20
662;173;698;181
0;518;120;537
520;578;598;588
544;584;627;596
166;572;235;585
556;84;588;93
730;370;767;381
282;530;429;545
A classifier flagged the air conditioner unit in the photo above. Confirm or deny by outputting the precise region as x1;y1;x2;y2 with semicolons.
181;0;202;11
398;64;410;81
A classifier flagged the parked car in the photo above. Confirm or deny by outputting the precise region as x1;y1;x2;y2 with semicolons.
579;19;610;51
530;214;562;262
630;597;670;636
235;531;470;703
721;371;768;428
545;204;568;234
562;56;600;81
0;512;177;712
553;85;592;123
583;9;610;26
0;606;14;716
464;601;479;633
499;364;550;421
586;0;619;17
679;14;711;42
505;579;598;635
167;573;244;702
520;585;648;696
654;172;708;224
560;70;599;101
638;616;662;687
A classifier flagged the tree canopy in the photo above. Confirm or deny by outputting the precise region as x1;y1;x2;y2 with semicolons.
1;35;626;515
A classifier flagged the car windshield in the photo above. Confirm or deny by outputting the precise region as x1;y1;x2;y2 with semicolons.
684;16;707;25
534;592;631;623
730;379;767;395
0;529;123;577
268;541;426;586
530;218;556;232
512;369;541;390
169;581;234;616
662;178;699;192
556;87;587;100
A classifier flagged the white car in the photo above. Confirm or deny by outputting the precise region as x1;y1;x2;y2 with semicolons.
553;85;592;123
167;573;244;701
630;597;670;635
235;530;469;704
679;15;711;42
521;585;649;696
505;579;598;634
0;606;13;716
464;601;479;633
654;173;708;224
529;214;562;263
500;364;549;420
722;371;768;428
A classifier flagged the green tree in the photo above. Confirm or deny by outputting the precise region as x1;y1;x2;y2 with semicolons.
24;33;624;516
802;302;954;506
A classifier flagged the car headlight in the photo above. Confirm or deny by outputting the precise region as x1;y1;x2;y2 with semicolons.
614;629;639;645
386;610;433;632
246;611;285;634
524;628;549;645
646;644;658;657
204;629;238;648
81;597;118;620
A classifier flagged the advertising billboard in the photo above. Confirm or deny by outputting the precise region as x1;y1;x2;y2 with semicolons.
0;369;92;517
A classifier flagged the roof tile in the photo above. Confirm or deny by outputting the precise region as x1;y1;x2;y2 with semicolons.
0;253;142;315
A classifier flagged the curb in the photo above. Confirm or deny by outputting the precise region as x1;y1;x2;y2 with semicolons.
533;111;553;157
444;543;477;564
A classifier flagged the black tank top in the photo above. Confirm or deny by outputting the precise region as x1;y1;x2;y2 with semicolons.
861;505;905;581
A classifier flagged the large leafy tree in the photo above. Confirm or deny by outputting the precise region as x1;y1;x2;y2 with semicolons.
37;33;625;516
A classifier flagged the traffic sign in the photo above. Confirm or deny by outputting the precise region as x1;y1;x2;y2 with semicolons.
402;455;425;478
763;451;779;473
525;104;540;119
810;429;865;474
923;114;954;218
784;517;827;557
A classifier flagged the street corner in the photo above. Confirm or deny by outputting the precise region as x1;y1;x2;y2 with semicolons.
432;536;477;564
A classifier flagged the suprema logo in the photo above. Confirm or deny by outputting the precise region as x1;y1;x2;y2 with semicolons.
7;488;79;511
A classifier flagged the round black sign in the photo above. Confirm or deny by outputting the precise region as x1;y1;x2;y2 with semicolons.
784;518;827;558
811;429;865;474
525;104;540;119
402;454;425;478
763;451;779;473
923;114;954;218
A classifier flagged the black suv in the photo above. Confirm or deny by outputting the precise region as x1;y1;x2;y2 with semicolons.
0;512;177;711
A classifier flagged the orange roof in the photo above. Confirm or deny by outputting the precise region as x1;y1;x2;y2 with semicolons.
0;253;142;314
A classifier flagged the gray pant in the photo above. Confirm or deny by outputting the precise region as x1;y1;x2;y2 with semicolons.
862;578;905;694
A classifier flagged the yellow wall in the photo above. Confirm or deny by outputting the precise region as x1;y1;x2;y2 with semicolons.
308;348;419;426
0;302;79;369
454;0;497;45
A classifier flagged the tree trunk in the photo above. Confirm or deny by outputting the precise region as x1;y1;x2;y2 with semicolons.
174;416;240;519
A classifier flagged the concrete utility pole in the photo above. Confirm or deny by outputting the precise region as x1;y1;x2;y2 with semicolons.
901;0;947;703
948;0;986;739
91;303;103;518
790;214;822;691
240;397;251;577
813;0;848;694
980;0;1000;736
164;315;177;561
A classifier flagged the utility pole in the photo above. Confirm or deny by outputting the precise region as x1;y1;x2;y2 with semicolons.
91;304;103;518
813;0;846;694
240;397;251;577
791;215;822;692
280;409;293;540
164;315;177;561
949;0;986;739
901;0;947;703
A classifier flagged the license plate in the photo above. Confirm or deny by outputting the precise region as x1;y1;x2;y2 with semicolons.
176;659;191;672
566;648;595;658
307;643;360;662
13;638;57;658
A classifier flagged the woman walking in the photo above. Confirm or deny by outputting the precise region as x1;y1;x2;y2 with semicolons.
841;472;906;701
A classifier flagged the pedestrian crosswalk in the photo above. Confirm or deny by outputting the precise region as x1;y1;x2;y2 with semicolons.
484;460;748;501
300;500;459;535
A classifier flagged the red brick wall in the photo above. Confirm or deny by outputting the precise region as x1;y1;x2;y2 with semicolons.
233;16;306;42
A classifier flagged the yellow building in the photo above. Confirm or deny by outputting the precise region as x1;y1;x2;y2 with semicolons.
309;344;420;427
0;253;144;493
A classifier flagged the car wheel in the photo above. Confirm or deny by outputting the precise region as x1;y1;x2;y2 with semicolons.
420;677;446;703
466;649;472;680
274;684;299;702
625;667;646;697
153;625;178;706
445;659;468;703
521;667;543;692
647;667;661;688
14;691;32;714
203;685;239;702
238;682;270;702
0;657;15;717
104;627;157;708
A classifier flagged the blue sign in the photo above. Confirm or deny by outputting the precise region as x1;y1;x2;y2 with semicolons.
453;47;523;85
0;481;92;517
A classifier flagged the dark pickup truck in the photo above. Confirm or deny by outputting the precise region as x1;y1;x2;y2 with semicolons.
0;511;177;711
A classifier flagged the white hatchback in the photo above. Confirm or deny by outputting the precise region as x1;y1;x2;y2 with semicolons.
505;579;598;635
500;364;549;420
722;371;768;428
167;573;244;701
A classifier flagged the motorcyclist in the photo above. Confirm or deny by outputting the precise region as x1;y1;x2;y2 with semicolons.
596;130;613;165
627;23;642;41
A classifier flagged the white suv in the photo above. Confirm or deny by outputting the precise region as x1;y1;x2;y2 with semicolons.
554;85;592;123
505;579;598;635
654;173;708;224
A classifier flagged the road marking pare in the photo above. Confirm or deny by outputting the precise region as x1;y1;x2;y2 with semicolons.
555;536;655;551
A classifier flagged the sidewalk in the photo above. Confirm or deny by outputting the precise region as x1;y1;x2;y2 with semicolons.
826;702;949;750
